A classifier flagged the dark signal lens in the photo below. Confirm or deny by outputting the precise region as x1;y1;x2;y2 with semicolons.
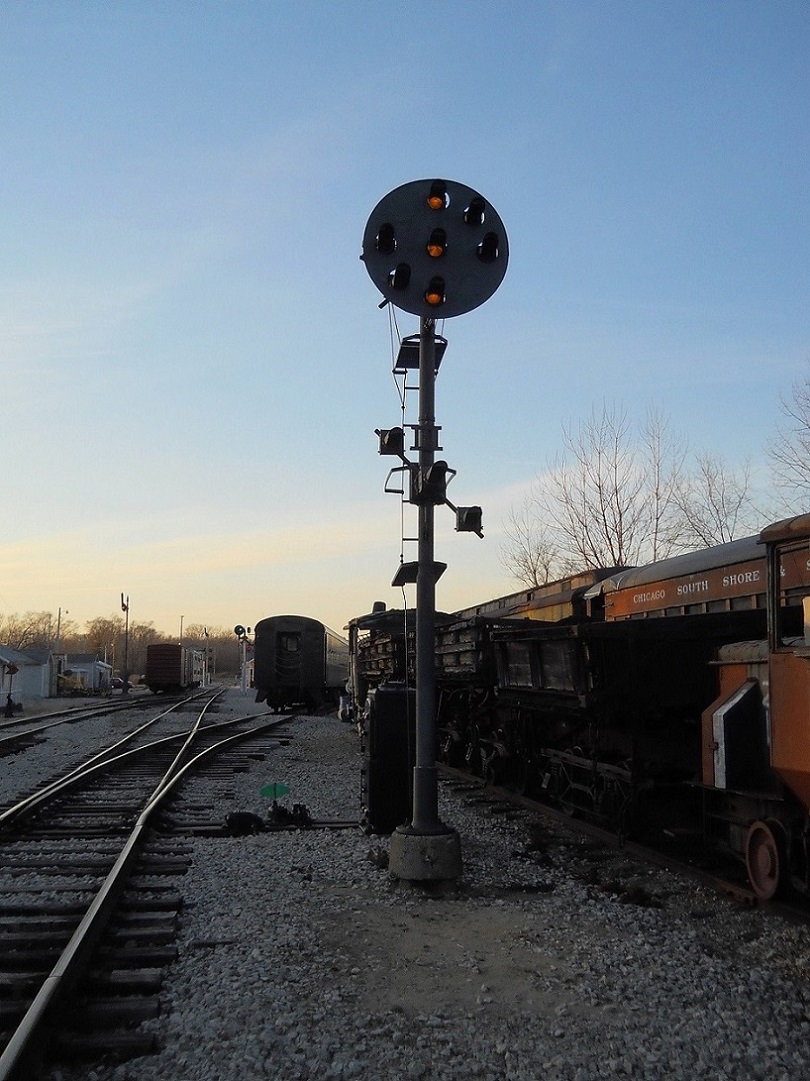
464;197;486;226
388;263;411;290
477;231;499;263
375;222;396;253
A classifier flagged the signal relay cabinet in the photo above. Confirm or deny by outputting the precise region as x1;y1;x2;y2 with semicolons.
363;684;416;834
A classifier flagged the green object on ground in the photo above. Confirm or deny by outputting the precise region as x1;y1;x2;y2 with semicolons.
261;782;290;799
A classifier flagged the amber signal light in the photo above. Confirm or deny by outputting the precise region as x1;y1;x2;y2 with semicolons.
427;180;447;210
424;276;446;306
427;228;447;258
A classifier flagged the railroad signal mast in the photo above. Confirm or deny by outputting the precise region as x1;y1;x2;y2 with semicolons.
234;625;252;696
362;178;508;882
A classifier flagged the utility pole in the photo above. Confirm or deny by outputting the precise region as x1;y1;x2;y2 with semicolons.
121;594;130;695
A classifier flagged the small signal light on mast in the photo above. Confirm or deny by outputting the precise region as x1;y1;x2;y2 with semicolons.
455;506;484;536
375;427;405;456
412;460;450;505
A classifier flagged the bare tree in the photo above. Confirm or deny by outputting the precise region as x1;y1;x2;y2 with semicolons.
500;401;758;588
1;610;240;679
0;611;77;651
126;621;163;678
500;504;561;587
184;623;241;676
641;404;688;560
84;616;125;662
675;451;758;547
535;403;677;570
81;615;164;676
768;364;810;511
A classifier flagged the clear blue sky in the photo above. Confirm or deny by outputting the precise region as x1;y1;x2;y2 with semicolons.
1;1;807;637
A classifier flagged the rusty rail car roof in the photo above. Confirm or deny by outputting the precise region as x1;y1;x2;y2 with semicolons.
585;534;763;599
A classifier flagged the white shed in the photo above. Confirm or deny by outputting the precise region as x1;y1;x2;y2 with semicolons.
0;645;54;708
64;654;114;692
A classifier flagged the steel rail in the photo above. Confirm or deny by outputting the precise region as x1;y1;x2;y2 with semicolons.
0;712;289;1081
0;686;221;755
0;686;214;731
0;691;228;827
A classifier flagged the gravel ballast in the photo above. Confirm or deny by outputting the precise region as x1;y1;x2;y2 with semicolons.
3;690;809;1080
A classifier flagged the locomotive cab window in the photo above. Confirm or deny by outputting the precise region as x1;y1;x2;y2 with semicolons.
768;538;810;648
279;634;300;653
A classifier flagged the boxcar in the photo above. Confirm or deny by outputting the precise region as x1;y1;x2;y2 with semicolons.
253;615;349;711
145;643;205;693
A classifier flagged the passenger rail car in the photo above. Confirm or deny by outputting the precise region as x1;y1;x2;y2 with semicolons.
453;566;623;623
253;615;349;712
349;518;810;901
145;644;206;693
587;535;768;620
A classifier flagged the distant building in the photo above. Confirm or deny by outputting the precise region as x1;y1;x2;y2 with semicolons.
0;645;55;706
63;654;113;693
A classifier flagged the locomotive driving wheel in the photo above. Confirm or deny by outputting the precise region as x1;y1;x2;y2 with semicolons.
745;819;786;901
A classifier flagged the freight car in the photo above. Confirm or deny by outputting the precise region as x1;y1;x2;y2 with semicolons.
349;515;810;901
145;643;206;693
253;615;349;712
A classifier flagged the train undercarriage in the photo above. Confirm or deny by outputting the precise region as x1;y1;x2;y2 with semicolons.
436;688;810;902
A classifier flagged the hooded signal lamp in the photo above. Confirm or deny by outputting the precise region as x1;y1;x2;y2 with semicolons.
463;197;486;226
477;231;499;263
424;276;446;307
411;460;451;505
455;506;484;536
427;180;447;210
388;262;412;290
375;222;396;254
375;426;406;456
426;228;447;258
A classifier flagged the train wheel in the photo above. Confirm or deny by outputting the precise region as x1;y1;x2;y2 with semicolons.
745;820;786;901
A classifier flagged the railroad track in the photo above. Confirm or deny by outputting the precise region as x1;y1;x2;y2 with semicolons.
0;690;203;759
0;692;292;1080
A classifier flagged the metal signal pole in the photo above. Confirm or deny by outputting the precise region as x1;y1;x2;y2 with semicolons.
362;178;509;881
412;316;440;832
